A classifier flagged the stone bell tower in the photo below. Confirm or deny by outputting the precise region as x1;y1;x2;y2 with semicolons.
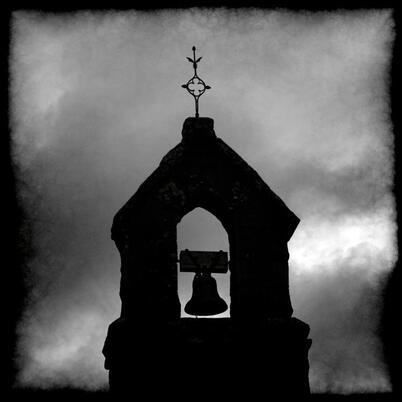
102;48;311;397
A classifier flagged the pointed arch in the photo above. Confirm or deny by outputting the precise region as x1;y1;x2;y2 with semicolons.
177;207;230;318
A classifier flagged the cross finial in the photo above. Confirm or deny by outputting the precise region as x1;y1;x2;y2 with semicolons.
181;46;211;118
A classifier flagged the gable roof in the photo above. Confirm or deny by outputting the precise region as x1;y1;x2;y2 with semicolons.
112;118;299;242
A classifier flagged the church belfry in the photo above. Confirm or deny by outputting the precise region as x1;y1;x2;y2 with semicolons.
103;47;311;397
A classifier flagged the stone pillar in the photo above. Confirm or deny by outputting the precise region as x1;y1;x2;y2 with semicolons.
103;317;311;397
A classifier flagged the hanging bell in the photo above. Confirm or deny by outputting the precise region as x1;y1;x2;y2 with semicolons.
184;271;228;316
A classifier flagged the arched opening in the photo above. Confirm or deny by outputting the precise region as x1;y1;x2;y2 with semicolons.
177;207;230;318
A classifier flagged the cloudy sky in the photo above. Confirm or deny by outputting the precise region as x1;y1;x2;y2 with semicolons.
11;9;396;393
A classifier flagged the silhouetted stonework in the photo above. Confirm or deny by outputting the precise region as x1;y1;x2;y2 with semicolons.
103;117;311;396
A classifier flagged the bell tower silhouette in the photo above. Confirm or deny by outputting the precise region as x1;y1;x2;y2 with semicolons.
102;47;312;397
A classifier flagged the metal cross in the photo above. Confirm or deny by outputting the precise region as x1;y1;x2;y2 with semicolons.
181;46;211;118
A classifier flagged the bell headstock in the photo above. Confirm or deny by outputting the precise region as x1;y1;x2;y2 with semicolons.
179;249;228;273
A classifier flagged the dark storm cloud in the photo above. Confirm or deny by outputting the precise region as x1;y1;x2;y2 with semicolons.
10;9;395;392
